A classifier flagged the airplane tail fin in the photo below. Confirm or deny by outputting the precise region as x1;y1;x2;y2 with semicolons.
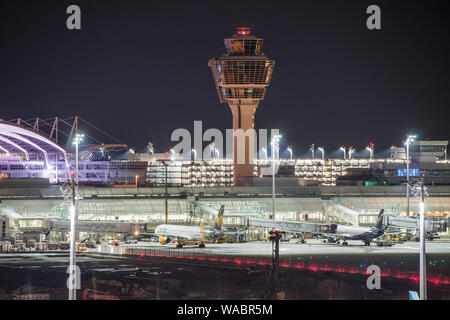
213;205;224;230
374;209;384;229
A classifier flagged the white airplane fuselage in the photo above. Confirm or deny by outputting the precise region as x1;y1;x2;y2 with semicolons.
154;224;222;244
330;225;384;242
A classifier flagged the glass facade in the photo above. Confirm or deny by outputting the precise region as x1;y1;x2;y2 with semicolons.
225;38;263;56
410;145;446;153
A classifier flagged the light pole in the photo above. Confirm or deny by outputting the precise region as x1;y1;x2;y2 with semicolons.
271;134;281;219
286;146;292;159
160;160;169;224
339;146;346;159
348;146;355;159
411;176;428;300
405;135;416;216
366;142;374;160
310;144;315;159
318;147;325;160
55;153;59;184
419;179;427;300
69;133;83;301
147;142;154;154
68;173;77;300
73;134;84;185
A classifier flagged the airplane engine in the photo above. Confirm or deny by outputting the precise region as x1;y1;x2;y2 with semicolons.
327;236;336;243
158;236;171;245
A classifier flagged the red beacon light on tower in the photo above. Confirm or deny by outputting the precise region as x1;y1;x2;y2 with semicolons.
236;27;251;36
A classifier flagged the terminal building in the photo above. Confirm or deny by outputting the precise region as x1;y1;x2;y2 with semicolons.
1;118;450;189
1;120;450;242
1;119;449;188
129;143;449;188
1;185;449;242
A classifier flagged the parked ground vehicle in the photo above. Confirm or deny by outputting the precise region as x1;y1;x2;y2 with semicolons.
414;232;440;242
26;239;36;248
125;238;138;244
386;234;405;243
108;239;120;246
215;237;234;244
374;238;393;247
76;242;87;252
80;238;97;248
16;241;26;251
85;239;97;248
59;242;70;250
48;243;59;250
139;233;157;242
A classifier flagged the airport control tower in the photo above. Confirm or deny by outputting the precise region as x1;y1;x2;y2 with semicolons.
209;27;275;186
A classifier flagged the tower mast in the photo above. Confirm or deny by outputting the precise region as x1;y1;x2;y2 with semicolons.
209;27;275;186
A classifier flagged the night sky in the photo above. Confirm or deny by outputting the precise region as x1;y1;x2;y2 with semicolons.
1;0;449;158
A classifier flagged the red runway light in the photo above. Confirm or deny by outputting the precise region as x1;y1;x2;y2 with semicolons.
124;251;449;286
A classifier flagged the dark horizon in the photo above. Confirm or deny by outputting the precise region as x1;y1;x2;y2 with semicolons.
1;0;449;156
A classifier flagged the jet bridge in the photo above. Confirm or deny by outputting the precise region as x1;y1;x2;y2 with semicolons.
244;218;336;234
384;215;447;233
49;219;146;234
322;200;360;225
244;215;445;237
17;218;146;235
190;201;219;216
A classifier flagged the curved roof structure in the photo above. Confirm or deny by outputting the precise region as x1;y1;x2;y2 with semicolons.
81;144;128;152
0;121;68;167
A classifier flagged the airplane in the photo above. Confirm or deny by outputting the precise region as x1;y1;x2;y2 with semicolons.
326;209;386;246
154;205;224;248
